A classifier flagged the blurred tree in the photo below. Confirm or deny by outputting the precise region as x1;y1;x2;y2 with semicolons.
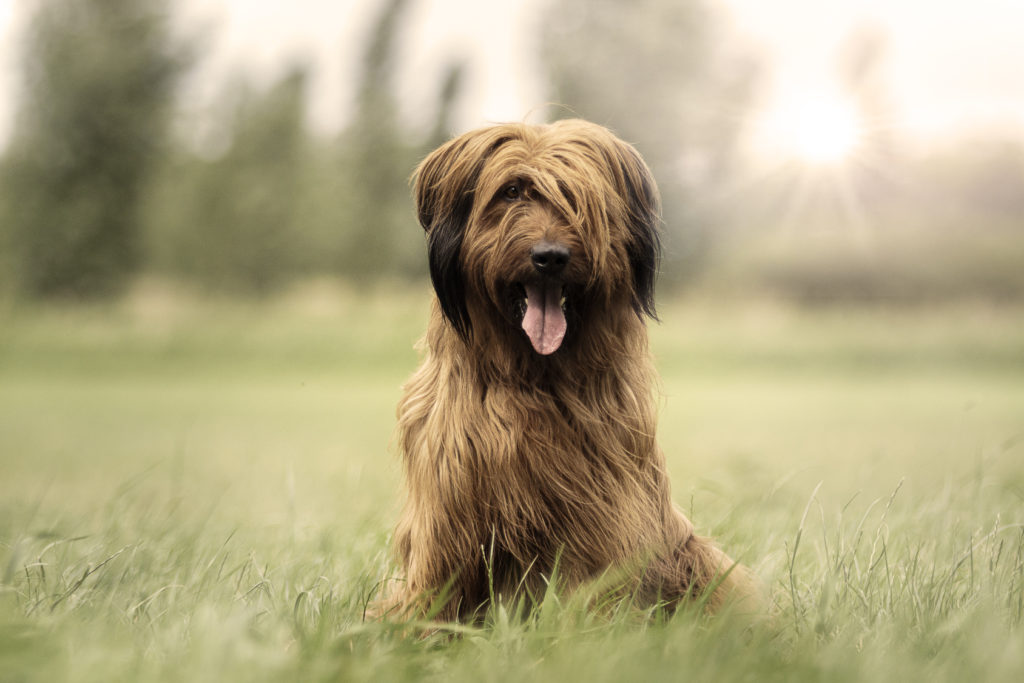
542;0;760;285
839;24;892;146
143;0;466;294
838;23;901;208
0;0;182;299
147;68;310;293
427;62;467;149
336;0;427;281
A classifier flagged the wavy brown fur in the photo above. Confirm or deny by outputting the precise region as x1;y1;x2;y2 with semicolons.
384;119;754;621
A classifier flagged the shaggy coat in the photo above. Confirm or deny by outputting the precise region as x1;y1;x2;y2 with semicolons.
387;119;751;621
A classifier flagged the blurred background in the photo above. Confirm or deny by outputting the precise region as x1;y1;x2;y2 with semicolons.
0;6;1022;658
1;0;1022;304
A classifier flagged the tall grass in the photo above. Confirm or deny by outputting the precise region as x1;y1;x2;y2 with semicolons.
1;287;1022;681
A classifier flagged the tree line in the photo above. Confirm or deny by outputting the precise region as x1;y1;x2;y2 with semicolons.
2;0;1022;304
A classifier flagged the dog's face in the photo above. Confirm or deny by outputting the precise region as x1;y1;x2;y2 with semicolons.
414;119;661;356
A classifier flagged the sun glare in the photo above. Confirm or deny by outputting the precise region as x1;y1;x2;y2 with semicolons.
791;98;861;163
755;90;864;166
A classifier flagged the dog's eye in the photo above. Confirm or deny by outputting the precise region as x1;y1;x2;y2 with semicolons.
502;182;522;201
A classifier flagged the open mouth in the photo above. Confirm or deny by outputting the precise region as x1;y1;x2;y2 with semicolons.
512;280;568;355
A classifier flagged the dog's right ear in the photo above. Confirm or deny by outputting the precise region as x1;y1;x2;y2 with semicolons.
413;129;511;339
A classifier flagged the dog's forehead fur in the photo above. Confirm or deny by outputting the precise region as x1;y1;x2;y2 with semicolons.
473;123;638;229
419;119;658;229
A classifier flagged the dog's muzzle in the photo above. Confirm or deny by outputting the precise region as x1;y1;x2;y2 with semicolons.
520;241;570;355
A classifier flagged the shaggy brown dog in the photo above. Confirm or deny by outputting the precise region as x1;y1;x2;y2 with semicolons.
386;119;753;621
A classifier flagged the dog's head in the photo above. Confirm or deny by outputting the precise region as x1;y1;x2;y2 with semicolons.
413;119;661;356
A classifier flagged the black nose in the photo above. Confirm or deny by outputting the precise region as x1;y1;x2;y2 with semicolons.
530;242;570;275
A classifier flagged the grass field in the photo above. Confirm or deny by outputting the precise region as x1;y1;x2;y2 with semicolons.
1;286;1023;682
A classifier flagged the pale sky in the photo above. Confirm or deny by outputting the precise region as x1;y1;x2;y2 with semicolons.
1;0;1023;155
722;0;1024;148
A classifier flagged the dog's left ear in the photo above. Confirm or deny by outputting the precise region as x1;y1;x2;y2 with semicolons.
612;140;662;321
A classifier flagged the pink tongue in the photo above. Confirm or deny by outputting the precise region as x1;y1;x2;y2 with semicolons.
522;283;566;355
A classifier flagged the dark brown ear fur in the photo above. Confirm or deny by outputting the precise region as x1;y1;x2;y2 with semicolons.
611;140;662;320
413;130;514;339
